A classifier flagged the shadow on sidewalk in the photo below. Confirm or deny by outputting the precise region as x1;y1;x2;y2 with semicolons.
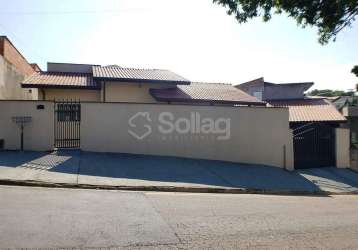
1;150;358;194
0;150;79;174
53;151;321;192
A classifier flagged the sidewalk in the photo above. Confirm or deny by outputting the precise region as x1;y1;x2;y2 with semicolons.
0;150;358;195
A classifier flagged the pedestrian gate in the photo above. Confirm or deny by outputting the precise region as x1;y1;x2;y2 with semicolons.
54;100;81;148
293;122;335;169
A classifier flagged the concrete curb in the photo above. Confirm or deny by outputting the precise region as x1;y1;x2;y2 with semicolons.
1;179;357;196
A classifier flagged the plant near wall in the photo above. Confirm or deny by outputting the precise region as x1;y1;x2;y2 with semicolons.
212;0;358;44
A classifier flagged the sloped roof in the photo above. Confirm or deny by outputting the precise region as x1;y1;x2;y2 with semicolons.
21;71;100;89
264;82;313;101
236;77;314;101
332;96;353;110
268;98;346;122
150;82;266;105
235;77;264;89
92;65;190;84
265;81;313;89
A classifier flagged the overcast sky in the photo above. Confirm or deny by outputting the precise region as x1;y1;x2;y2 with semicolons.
0;0;357;90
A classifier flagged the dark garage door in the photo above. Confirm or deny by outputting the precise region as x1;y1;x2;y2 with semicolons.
293;122;336;169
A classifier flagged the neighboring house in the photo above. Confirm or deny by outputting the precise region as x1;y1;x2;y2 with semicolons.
150;82;264;106
332;96;358;170
238;77;313;101
330;95;358;144
237;77;347;169
21;62;264;106
0;36;39;100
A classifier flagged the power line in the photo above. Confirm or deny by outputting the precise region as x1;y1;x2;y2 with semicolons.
0;8;147;16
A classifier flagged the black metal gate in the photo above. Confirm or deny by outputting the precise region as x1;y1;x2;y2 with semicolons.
293;122;335;169
54;100;81;148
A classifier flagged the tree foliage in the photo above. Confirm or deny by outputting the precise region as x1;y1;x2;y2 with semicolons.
308;89;354;97
352;65;358;77
213;0;358;44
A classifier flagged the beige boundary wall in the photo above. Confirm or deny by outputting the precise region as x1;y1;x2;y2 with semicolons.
335;127;350;168
81;103;294;169
0;101;54;151
1;101;351;171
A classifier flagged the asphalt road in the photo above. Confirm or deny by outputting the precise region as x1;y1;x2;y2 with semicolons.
0;186;358;249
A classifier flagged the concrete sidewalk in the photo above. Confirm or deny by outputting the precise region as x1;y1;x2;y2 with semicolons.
0;150;358;194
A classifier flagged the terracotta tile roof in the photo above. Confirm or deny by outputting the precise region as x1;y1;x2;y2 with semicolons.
22;71;100;89
92;66;190;84
268;98;346;122
150;82;266;105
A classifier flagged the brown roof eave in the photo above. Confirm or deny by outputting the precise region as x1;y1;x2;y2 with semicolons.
290;119;347;124
93;77;191;85
152;96;266;106
21;83;101;90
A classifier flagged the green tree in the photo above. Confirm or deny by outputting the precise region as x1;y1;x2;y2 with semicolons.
308;89;353;97
213;0;358;44
352;66;358;77
352;66;358;91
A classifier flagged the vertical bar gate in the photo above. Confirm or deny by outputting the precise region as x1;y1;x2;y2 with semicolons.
54;100;81;148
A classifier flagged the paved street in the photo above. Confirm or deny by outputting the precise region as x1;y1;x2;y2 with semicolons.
0;186;358;249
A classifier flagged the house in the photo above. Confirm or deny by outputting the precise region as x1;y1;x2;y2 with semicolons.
0;36;39;100
236;77;347;169
0;37;351;170
333;96;358;146
332;96;358;170
238;77;314;101
20;62;266;150
21;62;265;106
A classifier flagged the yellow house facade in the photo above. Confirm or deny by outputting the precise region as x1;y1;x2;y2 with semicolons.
21;62;265;106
